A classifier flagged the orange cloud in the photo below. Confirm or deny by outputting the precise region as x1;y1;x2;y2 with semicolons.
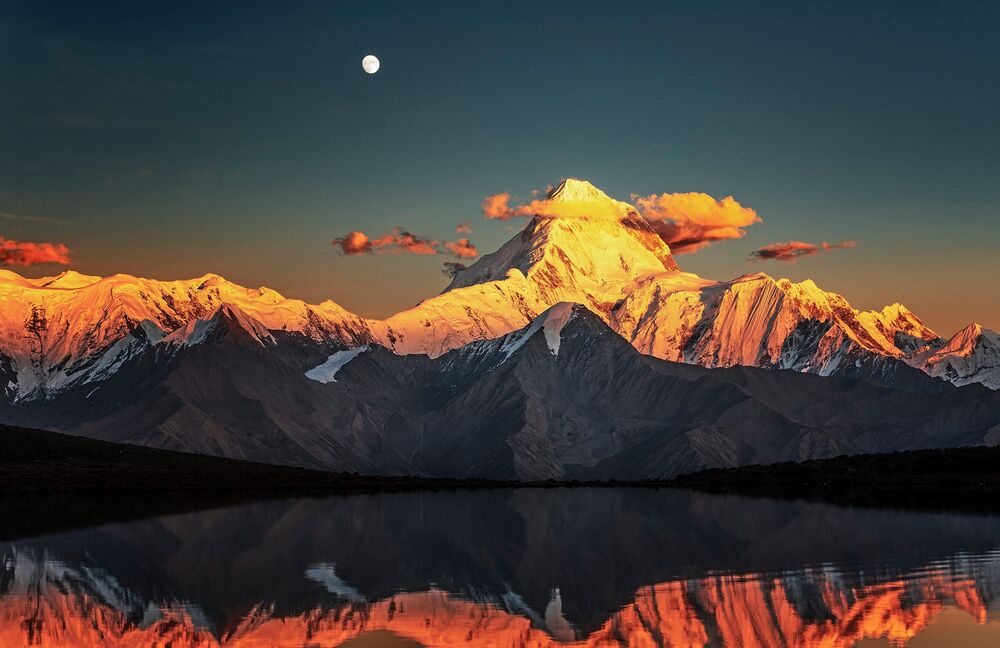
750;240;857;262
0;237;72;266
455;221;472;234
332;228;437;256
373;229;438;255
481;192;562;220
482;192;520;220
331;231;372;255
632;192;761;254
333;228;476;259
444;238;478;258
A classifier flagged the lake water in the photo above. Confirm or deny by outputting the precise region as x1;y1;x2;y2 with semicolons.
3;488;1000;647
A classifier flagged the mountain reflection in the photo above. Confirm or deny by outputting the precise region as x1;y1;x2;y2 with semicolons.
3;488;1000;647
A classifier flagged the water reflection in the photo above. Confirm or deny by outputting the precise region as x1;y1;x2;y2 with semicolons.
3;488;1000;646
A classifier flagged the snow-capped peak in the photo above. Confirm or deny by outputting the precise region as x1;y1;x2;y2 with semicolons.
437;179;678;304
922;323;992;360
909;323;1000;389
29;270;103;290
547;178;617;205
376;180;682;357
955;322;985;347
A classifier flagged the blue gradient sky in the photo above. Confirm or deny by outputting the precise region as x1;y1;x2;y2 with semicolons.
2;0;998;333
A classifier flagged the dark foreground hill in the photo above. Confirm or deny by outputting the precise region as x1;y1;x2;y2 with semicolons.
0;423;507;495
0;423;510;540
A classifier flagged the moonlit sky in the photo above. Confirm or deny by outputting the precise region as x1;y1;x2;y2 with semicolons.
2;1;998;334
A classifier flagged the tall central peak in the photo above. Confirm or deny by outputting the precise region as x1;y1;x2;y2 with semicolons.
547;178;615;204
443;178;680;299
535;178;635;222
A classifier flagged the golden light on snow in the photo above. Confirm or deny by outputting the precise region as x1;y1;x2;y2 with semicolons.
362;55;380;74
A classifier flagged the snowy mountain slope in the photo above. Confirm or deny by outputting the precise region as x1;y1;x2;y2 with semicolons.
609;271;947;389
377;179;680;356
909;324;1000;389
445;179;678;296
0;270;375;401
374;179;975;389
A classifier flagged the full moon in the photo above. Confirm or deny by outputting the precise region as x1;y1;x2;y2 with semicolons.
362;55;380;74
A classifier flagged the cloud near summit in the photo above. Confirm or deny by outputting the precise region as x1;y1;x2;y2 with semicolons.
332;227;477;259
482;191;624;221
481;184;761;254
482;192;534;220
631;192;761;254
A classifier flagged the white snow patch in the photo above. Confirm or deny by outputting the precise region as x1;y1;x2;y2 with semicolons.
305;345;369;383
490;303;580;362
497;320;543;361
541;302;577;355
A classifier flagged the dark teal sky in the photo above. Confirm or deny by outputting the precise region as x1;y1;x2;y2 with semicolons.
2;0;998;333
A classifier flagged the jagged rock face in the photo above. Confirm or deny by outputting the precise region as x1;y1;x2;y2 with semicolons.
5;303;998;480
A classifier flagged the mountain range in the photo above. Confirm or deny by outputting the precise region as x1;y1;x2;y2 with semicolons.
1;179;998;478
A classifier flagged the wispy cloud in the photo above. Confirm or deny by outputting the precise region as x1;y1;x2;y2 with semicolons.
333;227;478;259
0;211;74;226
750;240;857;262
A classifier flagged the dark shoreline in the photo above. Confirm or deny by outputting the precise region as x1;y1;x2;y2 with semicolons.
5;425;1000;540
669;445;1000;514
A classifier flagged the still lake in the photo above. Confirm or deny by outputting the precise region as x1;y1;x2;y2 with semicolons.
2;488;1000;647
